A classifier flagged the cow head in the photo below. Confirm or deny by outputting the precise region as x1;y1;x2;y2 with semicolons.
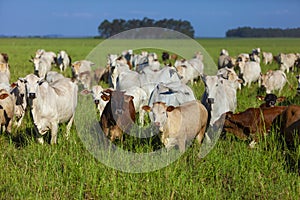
142;102;175;132
29;57;41;76
23;74;44;99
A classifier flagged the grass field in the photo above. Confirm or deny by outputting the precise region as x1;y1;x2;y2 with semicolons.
0;37;300;199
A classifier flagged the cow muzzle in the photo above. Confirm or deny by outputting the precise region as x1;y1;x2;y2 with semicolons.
34;70;39;76
94;99;100;105
28;93;36;99
115;109;123;115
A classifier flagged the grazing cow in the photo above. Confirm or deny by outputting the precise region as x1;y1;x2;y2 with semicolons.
236;59;261;87
148;81;195;107
57;50;71;71
276;53;297;73
100;89;135;141
0;53;9;63
142;100;208;152
23;74;78;144
35;49;57;65
262;52;273;65
223;105;287;147
10;79;27;128
260;70;287;94
0;88;15;133
30;57;52;78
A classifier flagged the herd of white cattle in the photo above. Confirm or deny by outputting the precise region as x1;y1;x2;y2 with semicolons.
0;46;300;150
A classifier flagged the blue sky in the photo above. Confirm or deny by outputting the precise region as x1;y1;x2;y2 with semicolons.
0;0;299;37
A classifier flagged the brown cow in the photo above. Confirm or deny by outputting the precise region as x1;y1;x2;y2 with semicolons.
223;106;287;147
275;105;300;148
100;89;135;141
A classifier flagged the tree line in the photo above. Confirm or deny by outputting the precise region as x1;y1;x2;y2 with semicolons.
226;27;300;38
98;17;195;38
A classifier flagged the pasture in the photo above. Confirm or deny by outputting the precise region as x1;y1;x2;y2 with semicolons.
0;37;300;199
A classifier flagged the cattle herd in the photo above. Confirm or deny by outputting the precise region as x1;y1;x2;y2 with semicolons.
0;47;300;153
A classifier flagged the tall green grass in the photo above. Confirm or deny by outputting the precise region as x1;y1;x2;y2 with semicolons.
0;38;299;199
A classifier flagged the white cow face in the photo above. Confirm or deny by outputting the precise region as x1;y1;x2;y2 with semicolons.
23;74;43;99
29;57;41;75
148;102;170;131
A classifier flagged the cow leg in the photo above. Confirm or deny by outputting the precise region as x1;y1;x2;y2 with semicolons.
196;130;205;145
50;123;58;145
6;119;12;134
138;108;145;126
66;114;74;139
178;139;186;153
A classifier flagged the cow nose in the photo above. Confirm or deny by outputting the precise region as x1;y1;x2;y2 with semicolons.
34;70;39;76
115;109;123;115
29;93;36;99
94;99;99;105
154;122;160;127
208;98;214;104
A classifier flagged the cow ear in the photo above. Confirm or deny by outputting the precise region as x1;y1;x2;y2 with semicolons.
38;79;45;86
124;95;134;102
142;105;151;112
166;106;175;112
101;94;110;101
10;82;17;89
277;97;286;103
0;93;9;100
80;89;91;95
102;88;113;94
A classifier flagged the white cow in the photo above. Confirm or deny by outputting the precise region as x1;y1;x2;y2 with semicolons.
201;75;238;126
276;53;297;73
237;60;261;87
260;70;287;94
30;57;52;78
176;52;204;85
35;49;57;65
57;50;71;71
11;79;27;128
23;74;78;144
142;100;208;152
72;60;94;89
262;52;273;65
81;85;109;118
